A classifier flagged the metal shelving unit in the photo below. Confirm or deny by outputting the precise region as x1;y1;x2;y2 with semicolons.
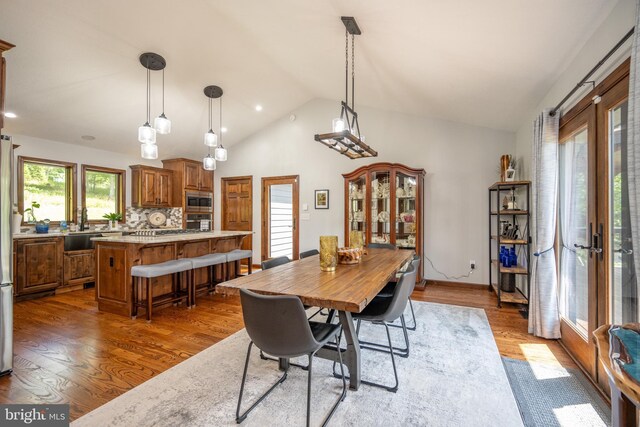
488;181;531;309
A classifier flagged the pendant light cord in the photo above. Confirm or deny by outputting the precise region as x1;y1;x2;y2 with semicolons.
219;95;223;146
345;29;349;107
146;59;151;124
161;69;165;114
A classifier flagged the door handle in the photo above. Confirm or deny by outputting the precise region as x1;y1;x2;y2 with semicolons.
614;247;634;255
574;223;593;256
592;223;604;260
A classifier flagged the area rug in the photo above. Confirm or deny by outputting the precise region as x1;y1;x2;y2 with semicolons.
72;301;522;426
502;357;610;427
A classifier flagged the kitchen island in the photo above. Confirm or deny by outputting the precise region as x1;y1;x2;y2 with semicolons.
92;230;252;317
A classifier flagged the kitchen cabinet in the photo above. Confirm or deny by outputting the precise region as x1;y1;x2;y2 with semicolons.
63;249;95;288
162;159;214;228
130;165;174;208
163;158;213;193
0;39;15;131
14;237;64;297
343;162;425;284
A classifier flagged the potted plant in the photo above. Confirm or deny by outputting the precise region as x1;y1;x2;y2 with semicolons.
23;201;39;223
102;212;122;230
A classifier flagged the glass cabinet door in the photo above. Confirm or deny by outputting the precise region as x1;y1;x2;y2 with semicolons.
347;174;367;244
396;172;417;249
370;170;391;245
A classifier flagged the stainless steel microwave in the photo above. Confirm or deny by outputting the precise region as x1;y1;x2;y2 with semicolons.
186;191;212;212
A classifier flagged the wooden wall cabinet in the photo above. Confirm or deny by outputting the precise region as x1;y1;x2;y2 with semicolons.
130;165;174;208
14;237;64;297
63;249;95;288
343;162;425;282
0;39;16;131
162;158;214;228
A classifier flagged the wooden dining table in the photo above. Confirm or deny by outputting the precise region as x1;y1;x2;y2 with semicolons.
216;248;414;390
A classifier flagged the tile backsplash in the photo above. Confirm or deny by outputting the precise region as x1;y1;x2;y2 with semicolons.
126;207;183;229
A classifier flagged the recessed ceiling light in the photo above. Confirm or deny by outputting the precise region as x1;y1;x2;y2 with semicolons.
221;127;228;133
255;105;263;112
4;112;17;118
81;135;96;141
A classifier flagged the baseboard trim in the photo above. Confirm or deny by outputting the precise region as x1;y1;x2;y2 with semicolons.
424;279;486;289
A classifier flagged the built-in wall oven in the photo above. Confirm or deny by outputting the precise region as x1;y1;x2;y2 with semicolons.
186;191;213;212
186;213;212;231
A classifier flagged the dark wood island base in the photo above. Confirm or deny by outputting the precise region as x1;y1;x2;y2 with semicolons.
93;231;251;317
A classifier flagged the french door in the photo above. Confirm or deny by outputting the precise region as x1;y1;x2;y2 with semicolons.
558;61;637;389
261;176;299;261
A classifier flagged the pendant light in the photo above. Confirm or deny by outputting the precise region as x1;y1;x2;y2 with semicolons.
204;86;220;147
138;53;166;159
214;94;227;162
314;17;377;159
154;68;171;134
203;85;223;170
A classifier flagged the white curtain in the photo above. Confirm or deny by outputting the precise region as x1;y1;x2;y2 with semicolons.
628;1;640;296
529;109;561;339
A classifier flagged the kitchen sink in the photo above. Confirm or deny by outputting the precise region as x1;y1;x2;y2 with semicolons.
64;233;103;251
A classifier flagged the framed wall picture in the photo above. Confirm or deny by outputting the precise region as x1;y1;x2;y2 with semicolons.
315;189;329;209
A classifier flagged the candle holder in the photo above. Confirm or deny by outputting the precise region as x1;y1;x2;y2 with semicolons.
320;236;338;272
349;230;364;249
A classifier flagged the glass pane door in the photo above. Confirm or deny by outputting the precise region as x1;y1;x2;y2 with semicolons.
347;174;367;245
268;183;293;259
609;100;638;323
559;126;591;338
396;172;417;249
370;171;391;244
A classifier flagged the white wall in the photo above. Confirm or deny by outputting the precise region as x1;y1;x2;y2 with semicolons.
10;134;161;209
214;98;515;284
515;0;636;179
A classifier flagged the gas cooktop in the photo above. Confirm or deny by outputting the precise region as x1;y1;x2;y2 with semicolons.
132;229;209;237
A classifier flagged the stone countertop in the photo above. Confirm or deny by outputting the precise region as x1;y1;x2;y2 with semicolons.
90;230;253;244
13;228;183;240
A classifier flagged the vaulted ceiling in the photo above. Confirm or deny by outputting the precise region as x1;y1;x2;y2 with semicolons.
0;0;616;158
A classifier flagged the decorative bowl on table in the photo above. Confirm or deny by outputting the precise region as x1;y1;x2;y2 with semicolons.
338;247;363;265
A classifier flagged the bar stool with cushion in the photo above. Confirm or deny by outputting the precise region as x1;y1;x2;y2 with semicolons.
226;249;253;279
131;259;193;322
299;249;319;259
236;289;346;426
188;252;227;306
334;264;417;393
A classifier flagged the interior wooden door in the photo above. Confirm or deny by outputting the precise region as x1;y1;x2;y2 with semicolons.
261;176;299;261
222;176;253;264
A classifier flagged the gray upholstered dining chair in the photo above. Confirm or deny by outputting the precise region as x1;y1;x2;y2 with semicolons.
357;255;420;358
299;249;320;259
334;264;417;393
260;256;290;270
236;289;347;426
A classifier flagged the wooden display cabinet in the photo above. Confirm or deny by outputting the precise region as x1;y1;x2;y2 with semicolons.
343;162;425;282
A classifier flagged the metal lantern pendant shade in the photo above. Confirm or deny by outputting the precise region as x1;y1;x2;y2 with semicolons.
314;17;377;159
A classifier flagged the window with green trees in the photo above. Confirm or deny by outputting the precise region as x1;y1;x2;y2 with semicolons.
19;157;76;223
82;165;125;221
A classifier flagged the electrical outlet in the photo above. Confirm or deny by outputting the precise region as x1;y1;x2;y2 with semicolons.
470;260;476;270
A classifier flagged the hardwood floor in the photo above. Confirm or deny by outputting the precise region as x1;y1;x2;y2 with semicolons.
0;282;575;420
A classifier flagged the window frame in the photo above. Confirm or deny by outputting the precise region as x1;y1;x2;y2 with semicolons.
81;164;126;224
18;156;77;225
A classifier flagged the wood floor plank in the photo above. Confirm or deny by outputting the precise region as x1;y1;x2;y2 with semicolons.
0;282;574;420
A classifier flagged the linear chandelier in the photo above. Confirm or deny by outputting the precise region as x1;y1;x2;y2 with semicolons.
314;16;377;159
